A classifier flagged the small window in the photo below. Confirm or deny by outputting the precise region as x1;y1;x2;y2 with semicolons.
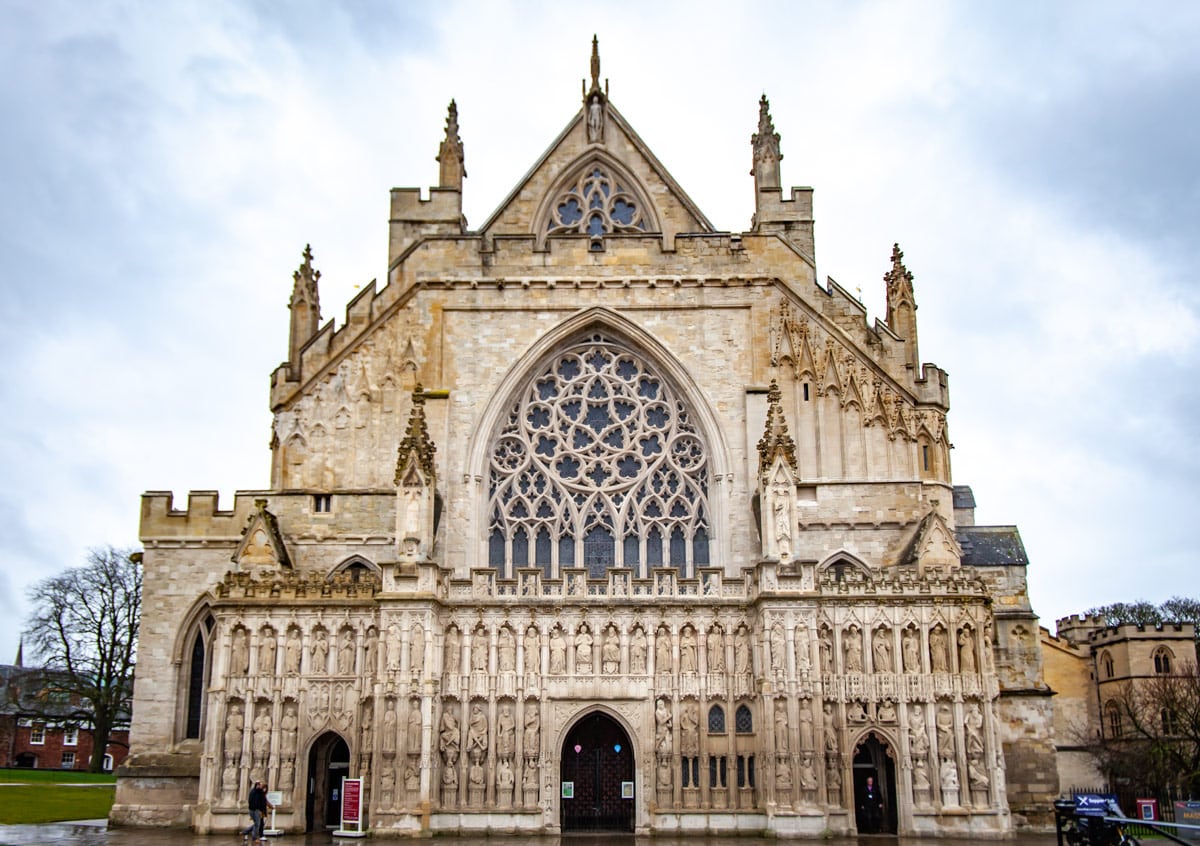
60;752;75;769
314;494;333;513
1162;708;1177;735
708;705;726;733
1106;702;1122;739
708;755;727;788
922;445;931;472
1154;649;1173;675
1101;651;1114;679
63;727;78;746
802;383;810;402
736;754;756;788
735;704;754;733
29;724;45;745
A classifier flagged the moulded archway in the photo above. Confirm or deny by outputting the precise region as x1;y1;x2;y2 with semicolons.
851;730;898;834
305;731;350;832
558;709;636;832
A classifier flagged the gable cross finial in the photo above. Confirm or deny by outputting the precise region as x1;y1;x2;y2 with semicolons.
751;94;782;191
437;99;466;191
582;36;608;143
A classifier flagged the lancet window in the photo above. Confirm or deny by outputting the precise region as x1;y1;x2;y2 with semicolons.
487;334;711;578
544;165;650;237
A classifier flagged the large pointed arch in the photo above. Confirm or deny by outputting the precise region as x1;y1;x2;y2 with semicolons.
466;307;731;576
171;595;216;742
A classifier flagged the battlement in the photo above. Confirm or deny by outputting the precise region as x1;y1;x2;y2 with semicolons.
388;186;465;267
140;490;396;541
1055;613;1196;646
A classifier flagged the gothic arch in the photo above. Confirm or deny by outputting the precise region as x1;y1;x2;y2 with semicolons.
326;554;380;582
533;151;661;248
554;704;641;763
818;550;871;580
466;307;732;574
172;596;216;742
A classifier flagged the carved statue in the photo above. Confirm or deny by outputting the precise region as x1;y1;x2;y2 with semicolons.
823;703;838;753
819;628;833;673
523;701;540;758
360;701;373;751
930;627;949;673
909;704;929;757
407;698;422;754
655;698;673;755
281;701;298;752
467;703;488;760
773;496;792;558
680;701;699;756
444;627;461;674
523;627;539;676
798;700;814;750
878;700;897;723
774;700;789;752
439;705;460;764
847;700;867;723
498;628;516;672
364;628;379;674
258;629;276;675
574;625;593;673
902;628;920;674
311;628;329;673
655;628;672;675
679;627;697;673
706;627;724;672
936;703;955;759
968;751;989;789
379;767;395;810
873;629;893;673
285;629;302;675
844;626;863;672
496;702;516;757
770;623;786;674
965;703;985;757
231;629;249;675
602;627;620;674
337;630;355;675
382;701;397;754
941;758;960;791
958;628;977;673
224;701;243;760
776;759;793;791
405;763;420;791
630;627;647;674
496;757;514;797
410;625;425;673
385;624;401;672
735;626;751;674
587;92;604;143
471;631;488;673
252;705;272;761
280;757;295;793
549;628;566;674
913;757;931;793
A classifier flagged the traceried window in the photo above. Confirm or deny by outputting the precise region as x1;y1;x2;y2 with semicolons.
488;334;710;579
545;166;649;237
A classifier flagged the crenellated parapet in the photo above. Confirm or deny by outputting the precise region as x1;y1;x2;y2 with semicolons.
215;568;380;601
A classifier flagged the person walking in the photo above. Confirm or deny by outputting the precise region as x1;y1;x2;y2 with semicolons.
242;780;272;844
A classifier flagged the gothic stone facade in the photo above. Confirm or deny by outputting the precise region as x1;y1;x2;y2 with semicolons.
113;46;1056;837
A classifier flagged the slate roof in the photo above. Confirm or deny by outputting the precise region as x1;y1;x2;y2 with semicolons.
952;485;976;510
955;526;1029;567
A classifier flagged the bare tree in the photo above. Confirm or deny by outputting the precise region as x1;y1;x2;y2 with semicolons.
23;546;142;772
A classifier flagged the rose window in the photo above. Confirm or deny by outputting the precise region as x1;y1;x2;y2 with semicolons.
487;334;710;579
545;166;649;237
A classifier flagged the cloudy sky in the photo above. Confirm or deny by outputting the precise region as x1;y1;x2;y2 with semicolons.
1;1;1197;664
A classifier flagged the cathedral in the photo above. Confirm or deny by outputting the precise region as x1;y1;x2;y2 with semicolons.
112;42;1058;837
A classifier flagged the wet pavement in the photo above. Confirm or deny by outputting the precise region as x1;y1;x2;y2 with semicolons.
0;822;1065;846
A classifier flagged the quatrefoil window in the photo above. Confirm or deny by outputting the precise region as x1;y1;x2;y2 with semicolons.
487;334;710;579
545;166;649;236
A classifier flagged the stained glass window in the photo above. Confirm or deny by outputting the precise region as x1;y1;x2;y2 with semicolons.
545;166;649;237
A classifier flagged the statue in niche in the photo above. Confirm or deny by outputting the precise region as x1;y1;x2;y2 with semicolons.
968;750;989;790
311;628;329;673
444;627;461;674
773;495;792;559
468;759;485;789
360;702;373;751
337;630;355;675
913;757;931;794
774;700;789;752
523;627;539;676
467;703;488;761
471;631;488;673
221;759;238;801
936;703;955;759
770;623;786;674
224;702;244;761
497;628;516;672
965;703;985;757
981;619;995;672
902;628;920;673
680;701;699;757
410;625;425;674
252;704;272;763
258;630;276;675
382;701;397;754
523;702;540;758
735;626;751;674
655;629;672;675
799;755;818;791
400;486;422;544
826;755;842;801
281;701;298;752
819;629;833;673
794;624;810;670
706;627;724;672
496;758;514;800
364;628;379;674
549;628;566;674
630;627;648;674
602;627;620;674
231;629;249;675
574;625;593;673
909;705;929;757
941;758;960;792
407;698;422;754
873;629;893;672
442;760;458;793
776;759;793;792
798;700;814;750
930;627;949;673
438;705;460;764
496;702;516;757
959;627;977;673
847;700;867;723
379;768;395;810
280;758;295;793
657;755;673;789
679;627;697;673
285;629;302;675
844;626;863;672
878;700;897;723
522;765;538;795
654;698;672;756
587;92;604;143
823;703;838;754
405;763;420;792
385;624;401;672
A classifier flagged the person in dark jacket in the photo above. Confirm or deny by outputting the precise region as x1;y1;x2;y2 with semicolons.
859;775;885;833
242;781;272;844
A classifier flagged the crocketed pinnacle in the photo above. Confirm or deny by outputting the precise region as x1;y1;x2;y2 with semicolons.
395;385;437;484
756;379;797;475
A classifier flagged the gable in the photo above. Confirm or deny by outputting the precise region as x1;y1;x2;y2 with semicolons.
480;102;713;241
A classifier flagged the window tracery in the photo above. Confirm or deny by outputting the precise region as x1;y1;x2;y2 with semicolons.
487;334;710;578
544;166;649;237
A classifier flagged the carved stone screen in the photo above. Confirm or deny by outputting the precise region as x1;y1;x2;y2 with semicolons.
487;334;710;578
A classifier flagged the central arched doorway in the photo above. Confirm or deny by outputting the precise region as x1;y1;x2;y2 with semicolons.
306;731;350;832
560;711;634;831
852;731;898;834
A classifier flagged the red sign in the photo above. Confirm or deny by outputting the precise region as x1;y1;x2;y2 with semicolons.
342;777;362;824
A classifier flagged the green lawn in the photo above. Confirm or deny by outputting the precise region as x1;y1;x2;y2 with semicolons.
0;770;116;824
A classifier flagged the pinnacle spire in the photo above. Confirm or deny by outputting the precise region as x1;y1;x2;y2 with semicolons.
437;99;466;190
751;94;782;190
288;244;322;376
884;243;920;372
583;36;608;143
395;385;437;484
757;379;798;476
590;34;601;93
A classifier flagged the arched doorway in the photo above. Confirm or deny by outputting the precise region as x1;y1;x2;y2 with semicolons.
306;732;350;832
852;732;898;834
560;711;634;832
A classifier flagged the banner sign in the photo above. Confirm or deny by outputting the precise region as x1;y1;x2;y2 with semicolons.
342;777;363;825
1073;793;1118;817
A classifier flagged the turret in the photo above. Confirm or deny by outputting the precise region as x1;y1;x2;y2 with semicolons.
750;95;815;259
884;243;920;375
287;244;321;380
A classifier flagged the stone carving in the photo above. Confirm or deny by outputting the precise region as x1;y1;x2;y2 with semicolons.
847;700;867;723
630;627;647;674
930;626;949;673
405;762;420;793
252;702;271;766
380;767;395;810
471;629;488;673
735;626;751;674
655;697;673;756
224;700;244;763
680;626;698;673
826;753;842;805
819;627;833;673
364;627;379;674
680;701;700;757
844;625;863;672
706;626;724;672
467;702;488;762
231;628;249;676
410;624;425;674
407;698;422;755
309;684;330;728
770;622;786;675
523;701;540;759
823;702;838;754
941;758;960;806
656;627;672;676
285;628;302;675
441;758;458;804
873;627;893;673
959;627;977;673
311;628;329;673
445;627;461;674
913;756;931;803
258;628;277;675
776;757;793;793
360;700;373;753
498;627;516;672
936;703;954;760
382;699;397;755
774;699;789;752
497;702;516;758
523;627;539;676
878;700;897;723
549;628;567;674
799;754;818;793
902;627;920;674
338;629;355;675
575;625;593;673
281;700;298;754
221;758;238;804
965;702;985;757
602;626;620;674
439;703;460;764
798;699;814;750
909;704;929;757
279;757;295;794
386;624;401;672
496;758;514;805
